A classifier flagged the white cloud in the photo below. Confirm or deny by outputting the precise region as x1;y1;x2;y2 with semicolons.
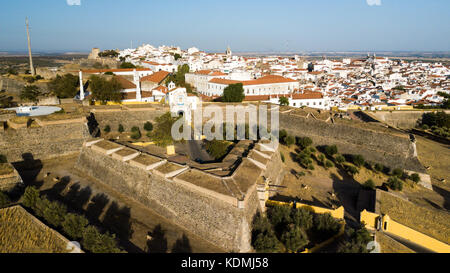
366;0;381;6
67;0;81;6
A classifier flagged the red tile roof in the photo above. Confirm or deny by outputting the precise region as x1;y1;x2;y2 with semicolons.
140;71;170;84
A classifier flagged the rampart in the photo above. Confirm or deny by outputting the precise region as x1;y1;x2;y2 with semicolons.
0;121;90;162
279;112;425;172
74;139;283;252
90;107;168;131
369;110;450;129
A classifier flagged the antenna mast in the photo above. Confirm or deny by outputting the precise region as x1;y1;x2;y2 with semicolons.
26;17;35;76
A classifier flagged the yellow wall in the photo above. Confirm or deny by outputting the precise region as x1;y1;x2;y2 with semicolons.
360;209;380;230
382;215;450;253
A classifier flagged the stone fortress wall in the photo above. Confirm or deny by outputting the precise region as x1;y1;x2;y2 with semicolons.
368;110;450;129
0;121;90;162
279;112;425;173
74;139;284;252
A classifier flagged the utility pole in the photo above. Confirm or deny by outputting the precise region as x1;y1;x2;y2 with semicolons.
26;17;35;76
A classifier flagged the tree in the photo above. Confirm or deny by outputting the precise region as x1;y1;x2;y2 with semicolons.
48;74;79;99
345;164;359;176
20;85;41;102
253;231;280;253
279;97;289;106
62;213;89;240
118;124;125;133
149;112;181;146
392;168;404;178
325;145;338;157
281;225;309;252
268;205;292;232
144;121;153;132
22;186;40;209
0;192;11;208
313;213;341;240
387;176;403;191
291;208;313;230
223;83;245;102
119;62;136;69
374;163;383;172
173;53;182;61
104;125;111;133
335;154;345;164
325;160;334;169
279;129;287;144
297;137;313;150
43;201;67;227
338;226;372;253
0;154;7;163
420;111;450;128
89;75;123;103
82;226;120;253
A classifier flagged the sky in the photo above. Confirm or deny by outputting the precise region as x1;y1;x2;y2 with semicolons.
0;0;449;53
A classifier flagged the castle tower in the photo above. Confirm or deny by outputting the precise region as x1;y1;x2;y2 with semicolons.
133;69;141;101
226;45;232;56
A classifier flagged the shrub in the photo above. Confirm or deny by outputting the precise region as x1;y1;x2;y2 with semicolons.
345;164;359;176
280;152;285;163
363;179;375;190
422;124;429;130
281;225;309;252
297;137;313;149
130;126;141;140
338;226;372;253
374;163;383;172
410;173;421;183
0;154;7;163
0;192;11;208
318;154;326;164
325;145;338;157
335;154;345;164
392;168;404;178
387;177;403;191
308;164;315;170
285;135;295;147
62;213;89;240
144;121;153;132
118;124;124;133
253;230;280;253
325;160;334;169
351;155;365;168
103;125;111;133
279;129;287;144
308;146;316;153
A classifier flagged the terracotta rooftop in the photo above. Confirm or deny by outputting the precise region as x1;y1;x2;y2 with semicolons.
140;71;170;84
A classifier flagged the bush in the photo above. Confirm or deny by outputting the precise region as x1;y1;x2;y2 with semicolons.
351;155;365;168
144;121;153;132
374;163;383;172
285;135;295;147
422;124;429;130
307;164;315;170
118;124;124;133
280;152;285;163
387;177;403;191
308;146;316;153
325;145;338;157
253;230;280;253
82;226;121;253
317;154;326;164
281;225;309;252
0;154;7;163
62;213;89;240
0;192;11;208
335;154;345;164
279;130;287;144
345;164;359;176
363;179;375;190
130;127;141;140
104;125;111;133
392;168;404;178
297;137;313;149
338;226;372;253
325;160;334;169
410;173;421;183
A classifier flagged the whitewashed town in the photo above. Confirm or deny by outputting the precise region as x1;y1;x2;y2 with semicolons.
80;43;450;110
